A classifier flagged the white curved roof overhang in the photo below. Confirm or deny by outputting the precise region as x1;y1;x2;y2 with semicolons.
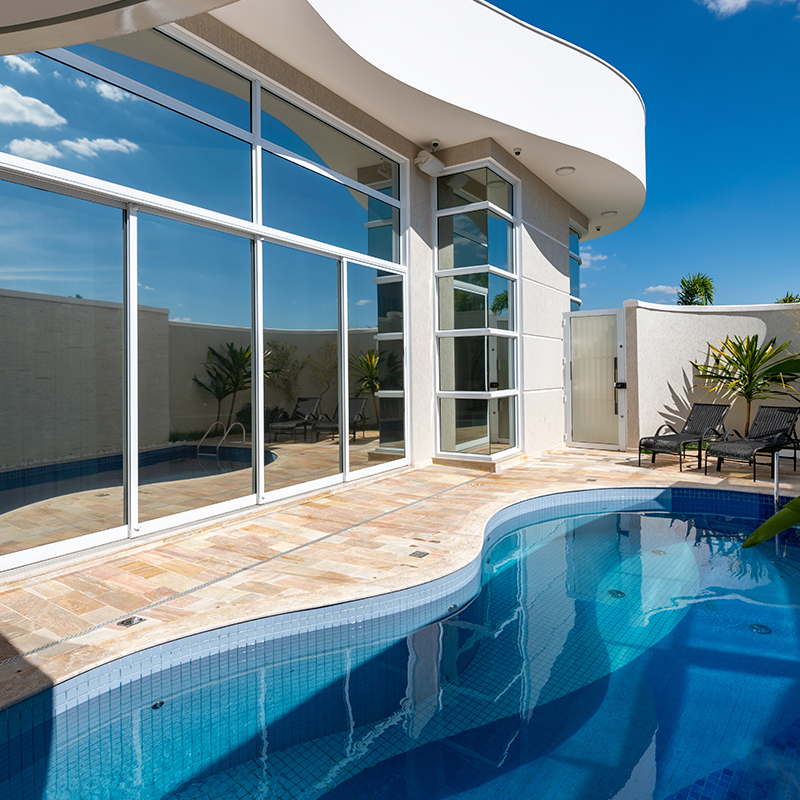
0;0;238;56
210;0;646;240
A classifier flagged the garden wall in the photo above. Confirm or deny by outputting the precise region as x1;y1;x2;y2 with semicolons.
624;300;800;447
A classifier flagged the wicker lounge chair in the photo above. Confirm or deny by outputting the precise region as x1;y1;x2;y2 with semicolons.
638;403;730;471
313;397;368;442
704;404;800;481
267;397;320;443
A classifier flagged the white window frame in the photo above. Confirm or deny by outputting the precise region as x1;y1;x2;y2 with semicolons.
433;159;521;462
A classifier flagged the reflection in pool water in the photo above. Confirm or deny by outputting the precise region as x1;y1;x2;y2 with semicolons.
1;489;799;800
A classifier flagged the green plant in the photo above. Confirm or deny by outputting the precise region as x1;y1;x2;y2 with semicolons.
490;289;509;316
677;272;715;306
308;337;339;402
691;335;800;435
776;292;800;304
264;340;309;408
350;349;381;424
742;497;800;548
193;342;253;428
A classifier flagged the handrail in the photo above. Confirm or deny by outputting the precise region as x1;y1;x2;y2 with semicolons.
218;422;246;455
197;421;225;457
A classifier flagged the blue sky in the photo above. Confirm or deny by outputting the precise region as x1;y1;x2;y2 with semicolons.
495;0;800;309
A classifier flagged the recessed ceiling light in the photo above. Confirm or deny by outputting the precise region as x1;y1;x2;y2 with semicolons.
555;166;575;176
601;210;618;217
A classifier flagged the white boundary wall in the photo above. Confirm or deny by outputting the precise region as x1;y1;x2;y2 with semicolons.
624;300;800;446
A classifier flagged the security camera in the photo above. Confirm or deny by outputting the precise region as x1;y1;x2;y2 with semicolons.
595;226;602;232
431;139;440;150
513;147;521;156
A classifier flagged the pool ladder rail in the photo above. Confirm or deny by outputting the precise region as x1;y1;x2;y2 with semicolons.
197;421;247;461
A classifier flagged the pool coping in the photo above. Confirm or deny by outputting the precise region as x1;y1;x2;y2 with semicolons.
0;448;798;714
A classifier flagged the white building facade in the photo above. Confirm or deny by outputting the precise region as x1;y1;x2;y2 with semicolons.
0;0;646;571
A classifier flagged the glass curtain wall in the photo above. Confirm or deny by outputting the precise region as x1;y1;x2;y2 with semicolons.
347;264;405;471
0;27;406;562
262;243;341;491
0;182;124;555
436;167;517;456
137;214;254;523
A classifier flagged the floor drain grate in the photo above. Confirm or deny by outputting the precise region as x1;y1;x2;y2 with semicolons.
607;589;626;598
749;623;772;635
410;551;429;558
117;616;146;628
151;700;164;710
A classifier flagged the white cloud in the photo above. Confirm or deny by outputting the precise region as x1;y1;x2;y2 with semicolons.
138;282;154;290
644;285;679;295
6;138;62;162
700;0;797;17
3;56;38;75
579;245;609;271
60;137;139;158
355;299;372;306
95;82;128;102
74;78;88;88
0;84;66;127
579;283;587;289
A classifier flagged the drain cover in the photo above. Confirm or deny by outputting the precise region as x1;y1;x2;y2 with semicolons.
607;589;626;598
410;551;429;558
151;701;164;710
749;623;772;635
117;616;146;628
652;549;666;555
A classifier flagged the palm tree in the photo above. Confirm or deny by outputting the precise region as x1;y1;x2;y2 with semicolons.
776;292;800;304
194;342;252;428
691;335;800;435
350;350;381;425
677;272;715;305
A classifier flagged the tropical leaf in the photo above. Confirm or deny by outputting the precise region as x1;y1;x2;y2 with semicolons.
742;497;800;548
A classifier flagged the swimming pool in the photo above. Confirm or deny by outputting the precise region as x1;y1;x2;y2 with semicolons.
1;487;799;800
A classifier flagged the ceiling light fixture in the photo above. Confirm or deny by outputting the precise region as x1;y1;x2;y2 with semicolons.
555;166;575;176
601;210;618;217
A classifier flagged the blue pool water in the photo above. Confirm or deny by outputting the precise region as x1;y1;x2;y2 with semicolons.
1;488;799;800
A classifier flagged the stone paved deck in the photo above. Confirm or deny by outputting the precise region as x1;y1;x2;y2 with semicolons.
1;445;797;711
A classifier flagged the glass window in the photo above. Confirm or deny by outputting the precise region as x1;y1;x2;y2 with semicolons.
262;242;341;490
437;167;512;213
137;214;254;523
347;263;404;470
437;211;512;272
262;150;399;261
0;181;123;553
262;89;398;199
439;397;516;455
439;336;514;392
0;53;251;218
438;273;513;331
570;254;581;302
67;29;251;130
569;229;581;257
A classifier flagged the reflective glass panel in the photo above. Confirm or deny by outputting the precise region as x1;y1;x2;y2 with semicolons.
570;254;581;299
569;229;581;257
347;263;405;470
262;151;399;262
0;181;123;553
263;242;341;491
439;397;516;455
1;53;251;218
262;89;398;199
437;211;511;271
438;273;513;330
138;214;253;523
437;167;512;213
68;30;251;130
439;336;514;392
